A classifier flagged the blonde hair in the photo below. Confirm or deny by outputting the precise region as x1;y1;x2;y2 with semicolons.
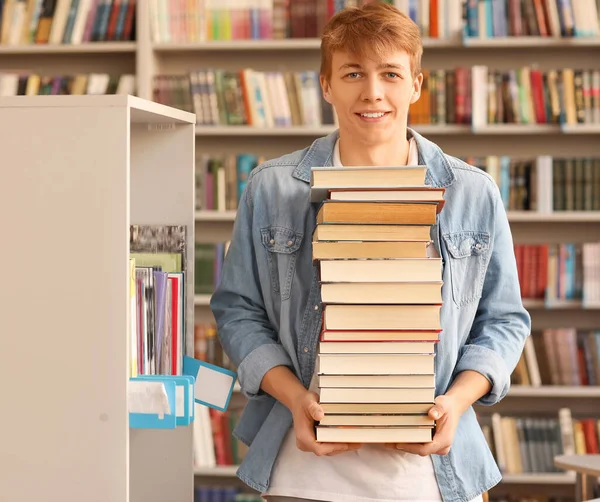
320;2;423;82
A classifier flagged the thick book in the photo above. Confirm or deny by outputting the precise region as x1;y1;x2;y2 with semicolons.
319;414;435;427
312;240;429;259
328;187;445;207
316;201;438;225
318;374;436;388
319;258;442;283
319;387;435;404
319;340;437;354
320;402;433;414
318;353;435;375
323;305;442;331
310;165;427;202
316;426;433;443
320;281;443;304
313;223;431;242
320;329;442;342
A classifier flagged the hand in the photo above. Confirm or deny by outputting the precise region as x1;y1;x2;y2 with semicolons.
291;390;362;456
384;395;459;456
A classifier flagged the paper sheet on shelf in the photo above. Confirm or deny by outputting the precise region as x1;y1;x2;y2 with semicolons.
128;380;171;419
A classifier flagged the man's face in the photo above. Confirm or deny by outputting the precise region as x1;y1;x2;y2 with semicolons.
321;48;422;146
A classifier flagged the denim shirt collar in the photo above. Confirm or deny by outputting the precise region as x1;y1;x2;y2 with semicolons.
292;127;456;188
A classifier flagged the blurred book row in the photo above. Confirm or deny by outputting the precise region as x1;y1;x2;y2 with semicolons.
154;70;336;127
0;0;136;46
512;329;600;387
481;408;600;475
194;153;600;213
154;66;600;128
472;66;600;126
149;0;463;43
0;72;135;95
464;0;600;38
514;243;600;305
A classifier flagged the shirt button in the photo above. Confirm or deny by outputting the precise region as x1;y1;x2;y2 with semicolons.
287;240;293;246
476;243;482;249
269;239;275;245
303;347;309;353
314;305;319;310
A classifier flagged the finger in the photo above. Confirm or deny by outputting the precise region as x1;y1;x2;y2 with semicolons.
437;446;451;455
393;442;431;456
307;401;324;421
428;405;444;420
313;442;353;456
324;443;362;455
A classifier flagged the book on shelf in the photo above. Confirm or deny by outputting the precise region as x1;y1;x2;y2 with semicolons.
0;0;136;45
0;72;136;96
463;0;600;39
513;242;600;306
129;224;188;377
194;241;229;295
481;407;600;476
471;65;600;127
155;69;338;128
310;164;444;444
196;153;264;211
512;328;600;387
148;0;462;43
464;155;600;212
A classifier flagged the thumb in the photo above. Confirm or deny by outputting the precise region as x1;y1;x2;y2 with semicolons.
307;400;324;421
429;396;447;420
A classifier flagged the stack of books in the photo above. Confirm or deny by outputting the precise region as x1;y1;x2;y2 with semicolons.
310;165;446;444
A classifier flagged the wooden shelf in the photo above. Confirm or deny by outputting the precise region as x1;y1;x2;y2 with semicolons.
500;473;576;484
472;124;562;134
509;386;600;398
561;124;600;134
194;210;600;223
194;465;239;477
463;36;600;48
194;294;212;305
507;211;600;222
195;210;237;221
522;298;600;310
0;42;136;54
154;38;461;52
193;124;600;136
196;125;472;136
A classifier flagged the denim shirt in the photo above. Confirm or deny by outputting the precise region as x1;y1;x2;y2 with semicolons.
210;128;531;501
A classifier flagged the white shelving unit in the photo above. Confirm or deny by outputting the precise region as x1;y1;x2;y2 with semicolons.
0;95;196;502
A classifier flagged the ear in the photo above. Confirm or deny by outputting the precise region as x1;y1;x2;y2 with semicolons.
410;73;423;104
320;75;333;105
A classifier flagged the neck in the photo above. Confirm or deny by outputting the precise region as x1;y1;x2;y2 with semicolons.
338;130;411;167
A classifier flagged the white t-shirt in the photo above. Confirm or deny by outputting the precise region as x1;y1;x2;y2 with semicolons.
263;138;483;502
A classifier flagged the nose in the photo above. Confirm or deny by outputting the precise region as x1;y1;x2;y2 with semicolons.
360;76;384;102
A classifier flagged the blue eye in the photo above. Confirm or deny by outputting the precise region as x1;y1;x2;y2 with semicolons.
346;72;361;79
386;72;400;79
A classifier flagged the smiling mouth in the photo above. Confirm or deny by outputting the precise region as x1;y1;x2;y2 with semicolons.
356;111;391;122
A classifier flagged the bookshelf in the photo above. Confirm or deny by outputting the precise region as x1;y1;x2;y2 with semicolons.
0;95;196;502
3;0;600;498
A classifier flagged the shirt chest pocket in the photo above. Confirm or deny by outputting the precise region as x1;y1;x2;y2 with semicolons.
442;231;490;308
261;226;303;301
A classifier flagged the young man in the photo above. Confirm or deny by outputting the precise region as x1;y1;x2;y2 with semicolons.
210;3;531;502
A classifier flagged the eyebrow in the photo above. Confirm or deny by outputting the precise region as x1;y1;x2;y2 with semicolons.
338;63;406;71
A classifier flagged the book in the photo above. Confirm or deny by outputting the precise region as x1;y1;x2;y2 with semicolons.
316;426;434;443
320;281;443;304
313;223;432;242
312;240;429;259
316;201;439;225
319;258;443;283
